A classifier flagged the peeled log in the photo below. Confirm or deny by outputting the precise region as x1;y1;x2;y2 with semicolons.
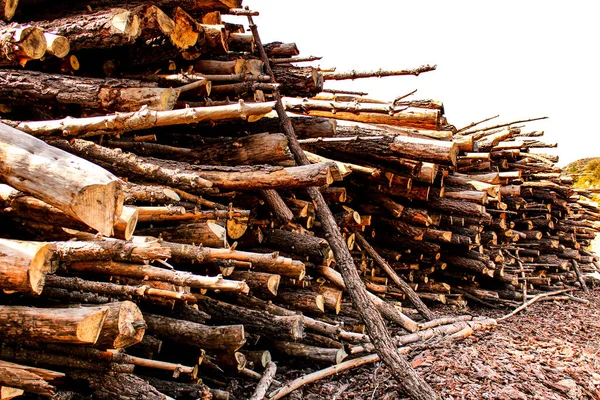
0;123;123;236
0;305;109;344
0;238;51;295
0;70;179;112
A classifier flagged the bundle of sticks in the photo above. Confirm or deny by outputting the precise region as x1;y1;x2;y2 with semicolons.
0;0;595;398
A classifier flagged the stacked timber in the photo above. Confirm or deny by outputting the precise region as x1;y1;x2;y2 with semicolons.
0;0;594;398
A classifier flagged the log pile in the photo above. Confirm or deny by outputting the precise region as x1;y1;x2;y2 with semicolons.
0;0;596;398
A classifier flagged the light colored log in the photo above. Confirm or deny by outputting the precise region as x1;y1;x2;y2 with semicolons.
0;122;123;236
0;238;51;295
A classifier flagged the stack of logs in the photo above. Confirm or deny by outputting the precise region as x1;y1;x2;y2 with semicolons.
0;0;596;398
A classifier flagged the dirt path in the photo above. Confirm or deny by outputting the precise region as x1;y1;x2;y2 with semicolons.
276;289;600;399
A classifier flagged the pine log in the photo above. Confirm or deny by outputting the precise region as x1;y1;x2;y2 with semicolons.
68;371;172;400
261;189;294;225
113;205;138;240
263;229;333;259
0;360;63;396
0;70;178;112
0;123;123;236
135;222;227;248
153;239;307;279
315;284;343;314
124;182;180;204
51;139;338;191
66;260;249;293
94;301;145;349
228;270;280;296
53;234;170;263
0;305;109;344
0;25;45;66
144;313;245;352
284;98;440;130
276;288;325;314
272;341;347;365
33;8;141;51
194;295;304;341
0;238;51;295
13;100;274;138
0;0;17;21
42;32;69;58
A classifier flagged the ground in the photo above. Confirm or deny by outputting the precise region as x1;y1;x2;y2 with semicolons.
234;288;600;399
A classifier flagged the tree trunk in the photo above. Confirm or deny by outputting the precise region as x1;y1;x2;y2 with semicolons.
13;100;274;138
66;260;250;293
0;305;109;344
0;360;63;396
0;69;178;112
94;301;146;349
0;25;46;66
144;313;245;352
0;238;51;294
0;123;123;236
33;8;141;51
194;295;304;341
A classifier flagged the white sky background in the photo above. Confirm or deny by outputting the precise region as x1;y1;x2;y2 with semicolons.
238;0;600;166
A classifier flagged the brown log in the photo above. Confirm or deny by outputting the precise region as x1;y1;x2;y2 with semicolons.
144;313;245;352
0;360;63;396
53;234;170;263
93;301;145;349
194;295;304;341
0;123;123;236
315;285;343;314
0;238;51;295
124;182;180;204
0;69;178;112
136;221;228;248
0;305;109;344
13;100;274;138
0;25;45;66
0;0;17;21
33;8;141;51
66;260;249;294
276;288;325;314
68;371;172;400
263;228;332;260
229;270;280;297
272;341;346;365
284;98;440;130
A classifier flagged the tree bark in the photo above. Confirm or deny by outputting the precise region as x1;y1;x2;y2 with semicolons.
66;260;250;294
33;8;141;51
144;313;245;352
0;305;109;344
13;100;274;138
194;295;304;341
0;123;123;236
0;69;178;112
0;360;63;396
94;301;146;349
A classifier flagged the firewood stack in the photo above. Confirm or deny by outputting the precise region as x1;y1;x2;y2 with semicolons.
0;0;596;398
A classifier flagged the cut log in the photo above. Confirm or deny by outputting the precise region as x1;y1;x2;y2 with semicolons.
194;295;304;341
33;8;141;51
66;260;250;294
0;305;109;344
228;270;280;296
0;238;51;295
144;313;245;352
0;123;123;236
13;100;274;138
0;360;63;396
272;341;347;365
0;25;46;66
0;70;179;112
0;0;17;21
136;222;228;248
94;301;145;350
